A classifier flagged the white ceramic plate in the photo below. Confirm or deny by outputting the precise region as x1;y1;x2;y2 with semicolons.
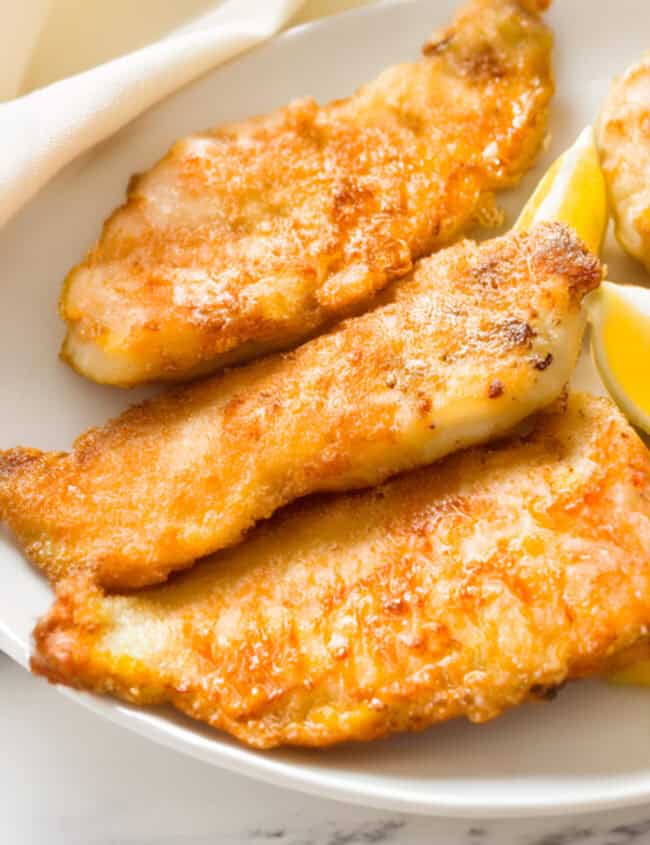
1;0;650;819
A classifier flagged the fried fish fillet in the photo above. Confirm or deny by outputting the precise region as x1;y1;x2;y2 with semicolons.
0;224;600;589
598;54;650;271
60;0;553;386
31;394;650;749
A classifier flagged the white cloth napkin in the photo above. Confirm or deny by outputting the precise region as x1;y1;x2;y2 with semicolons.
0;0;310;229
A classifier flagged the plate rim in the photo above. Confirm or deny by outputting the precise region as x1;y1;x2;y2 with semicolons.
3;0;650;819
7;645;650;819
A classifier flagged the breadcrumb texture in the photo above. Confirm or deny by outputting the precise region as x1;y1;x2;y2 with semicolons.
598;54;650;270
60;0;554;385
1;224;600;588
32;394;650;749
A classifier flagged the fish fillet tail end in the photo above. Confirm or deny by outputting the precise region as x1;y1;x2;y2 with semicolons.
529;222;604;302
30;576;98;686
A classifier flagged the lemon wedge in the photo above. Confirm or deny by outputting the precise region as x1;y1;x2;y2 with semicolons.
585;281;650;434
516;125;608;255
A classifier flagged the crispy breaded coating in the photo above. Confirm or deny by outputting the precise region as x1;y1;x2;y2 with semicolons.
60;0;553;386
32;394;650;749
0;224;600;589
598;54;650;271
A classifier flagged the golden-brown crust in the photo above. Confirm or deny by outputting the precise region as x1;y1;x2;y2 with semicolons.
31;394;650;748
60;0;553;386
1;224;600;589
598;54;650;270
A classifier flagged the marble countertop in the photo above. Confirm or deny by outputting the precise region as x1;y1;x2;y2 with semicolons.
2;655;650;845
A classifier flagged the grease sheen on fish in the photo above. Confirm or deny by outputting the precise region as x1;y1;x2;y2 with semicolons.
60;0;553;385
0;224;600;589
31;395;650;748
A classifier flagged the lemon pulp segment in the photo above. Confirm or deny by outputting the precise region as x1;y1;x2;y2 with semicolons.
587;281;650;434
600;292;650;415
516;126;608;255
